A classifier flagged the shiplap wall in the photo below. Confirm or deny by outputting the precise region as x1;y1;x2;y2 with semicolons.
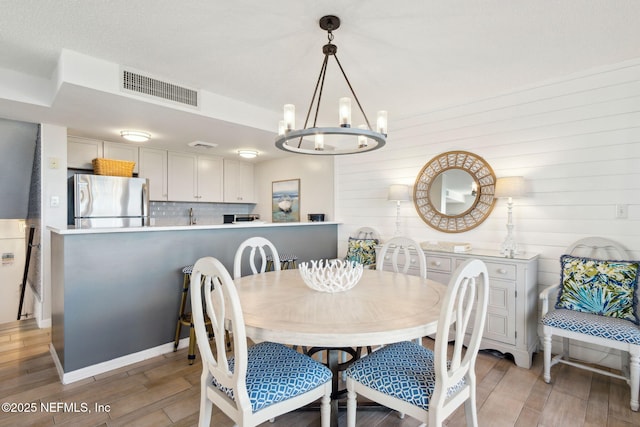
336;58;640;282
335;58;640;366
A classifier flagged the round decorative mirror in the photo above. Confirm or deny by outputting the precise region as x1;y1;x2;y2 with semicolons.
414;151;497;233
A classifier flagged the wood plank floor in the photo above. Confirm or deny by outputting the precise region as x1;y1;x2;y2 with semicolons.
1;319;639;426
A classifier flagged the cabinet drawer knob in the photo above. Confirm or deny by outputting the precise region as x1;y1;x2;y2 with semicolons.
431;261;441;267
497;268;507;275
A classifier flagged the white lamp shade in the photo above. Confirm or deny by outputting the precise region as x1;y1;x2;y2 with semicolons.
388;184;410;202
495;176;526;198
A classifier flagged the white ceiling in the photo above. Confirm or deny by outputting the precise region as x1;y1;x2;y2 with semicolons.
1;1;639;161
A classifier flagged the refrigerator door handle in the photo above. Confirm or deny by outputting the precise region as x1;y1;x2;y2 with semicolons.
141;181;150;225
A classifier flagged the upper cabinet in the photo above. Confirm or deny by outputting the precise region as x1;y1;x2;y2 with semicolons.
67;136;102;170
138;147;168;201
67;136;139;173
223;159;255;203
103;141;139;173
167;152;223;202
68;137;250;205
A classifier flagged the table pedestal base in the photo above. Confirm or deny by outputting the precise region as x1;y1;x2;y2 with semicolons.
306;346;369;426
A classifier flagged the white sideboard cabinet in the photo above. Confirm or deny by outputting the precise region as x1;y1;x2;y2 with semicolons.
378;247;538;368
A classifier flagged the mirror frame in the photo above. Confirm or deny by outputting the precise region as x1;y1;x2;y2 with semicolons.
413;151;497;233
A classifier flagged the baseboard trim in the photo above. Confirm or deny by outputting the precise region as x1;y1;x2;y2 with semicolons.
50;337;190;384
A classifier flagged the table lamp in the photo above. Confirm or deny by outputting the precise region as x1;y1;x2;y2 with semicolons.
388;184;410;236
494;176;525;257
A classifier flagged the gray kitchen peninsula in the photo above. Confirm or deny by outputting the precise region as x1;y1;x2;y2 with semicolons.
49;221;339;384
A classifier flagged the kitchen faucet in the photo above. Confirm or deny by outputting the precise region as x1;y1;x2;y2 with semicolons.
189;208;196;225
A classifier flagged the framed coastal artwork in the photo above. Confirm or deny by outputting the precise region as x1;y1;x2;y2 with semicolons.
272;179;300;222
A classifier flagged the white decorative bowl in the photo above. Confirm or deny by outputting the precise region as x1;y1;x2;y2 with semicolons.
299;259;363;293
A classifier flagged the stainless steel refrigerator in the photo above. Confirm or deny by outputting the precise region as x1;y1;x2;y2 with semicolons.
69;174;150;228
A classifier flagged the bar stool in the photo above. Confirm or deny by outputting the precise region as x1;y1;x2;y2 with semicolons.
266;253;298;270
174;265;229;364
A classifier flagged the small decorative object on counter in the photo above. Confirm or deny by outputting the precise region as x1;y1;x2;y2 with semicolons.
299;259;363;293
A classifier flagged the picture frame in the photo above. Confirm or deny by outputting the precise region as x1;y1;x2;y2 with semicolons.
272;179;300;222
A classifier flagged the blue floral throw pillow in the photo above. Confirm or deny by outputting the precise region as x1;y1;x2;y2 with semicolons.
346;237;378;266
555;254;640;324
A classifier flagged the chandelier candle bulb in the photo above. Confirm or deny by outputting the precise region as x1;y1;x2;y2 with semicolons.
278;120;285;136
357;124;368;148
339;97;351;127
315;134;324;150
377;111;388;135
284;104;295;130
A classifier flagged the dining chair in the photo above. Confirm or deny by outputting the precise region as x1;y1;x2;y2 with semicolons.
376;236;427;279
190;256;332;427
345;258;490;427
539;237;640;411
233;236;280;279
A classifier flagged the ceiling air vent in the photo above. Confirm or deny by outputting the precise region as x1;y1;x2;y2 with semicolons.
187;141;218;149
122;69;198;107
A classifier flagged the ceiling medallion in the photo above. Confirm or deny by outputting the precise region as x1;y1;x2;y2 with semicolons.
275;15;387;155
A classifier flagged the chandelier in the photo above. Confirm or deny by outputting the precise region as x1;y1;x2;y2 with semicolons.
275;15;387;155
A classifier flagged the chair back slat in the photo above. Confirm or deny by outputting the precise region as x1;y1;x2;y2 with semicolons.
433;259;489;407
191;257;252;410
567;236;631;260
233;237;280;279
376;236;427;279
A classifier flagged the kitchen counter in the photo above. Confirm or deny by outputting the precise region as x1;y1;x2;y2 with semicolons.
49;221;340;235
49;221;339;383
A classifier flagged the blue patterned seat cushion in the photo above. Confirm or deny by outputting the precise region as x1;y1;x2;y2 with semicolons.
212;342;331;413
555;255;639;324
541;308;640;345
345;341;464;410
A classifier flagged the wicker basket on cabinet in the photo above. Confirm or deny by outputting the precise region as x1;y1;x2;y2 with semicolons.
92;158;135;177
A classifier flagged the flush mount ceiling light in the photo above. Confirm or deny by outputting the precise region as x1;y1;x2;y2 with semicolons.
238;150;258;159
275;15;387;155
120;130;150;142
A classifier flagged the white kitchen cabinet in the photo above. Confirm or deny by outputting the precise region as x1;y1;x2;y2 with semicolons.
167;152;223;202
103;141;139;173
378;247;538;368
68;136;139;173
138;148;168;201
67;136;102;169
223;159;255;203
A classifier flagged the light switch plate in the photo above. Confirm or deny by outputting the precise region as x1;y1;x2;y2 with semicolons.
615;204;628;219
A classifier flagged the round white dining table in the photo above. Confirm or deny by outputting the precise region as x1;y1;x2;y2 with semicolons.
233;268;448;426
234;268;447;347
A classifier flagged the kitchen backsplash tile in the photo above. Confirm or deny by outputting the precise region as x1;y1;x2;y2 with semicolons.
150;201;255;226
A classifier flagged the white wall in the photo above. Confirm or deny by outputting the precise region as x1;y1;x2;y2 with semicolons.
254;156;334;223
39;124;67;327
334;58;640;367
335;58;640;275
